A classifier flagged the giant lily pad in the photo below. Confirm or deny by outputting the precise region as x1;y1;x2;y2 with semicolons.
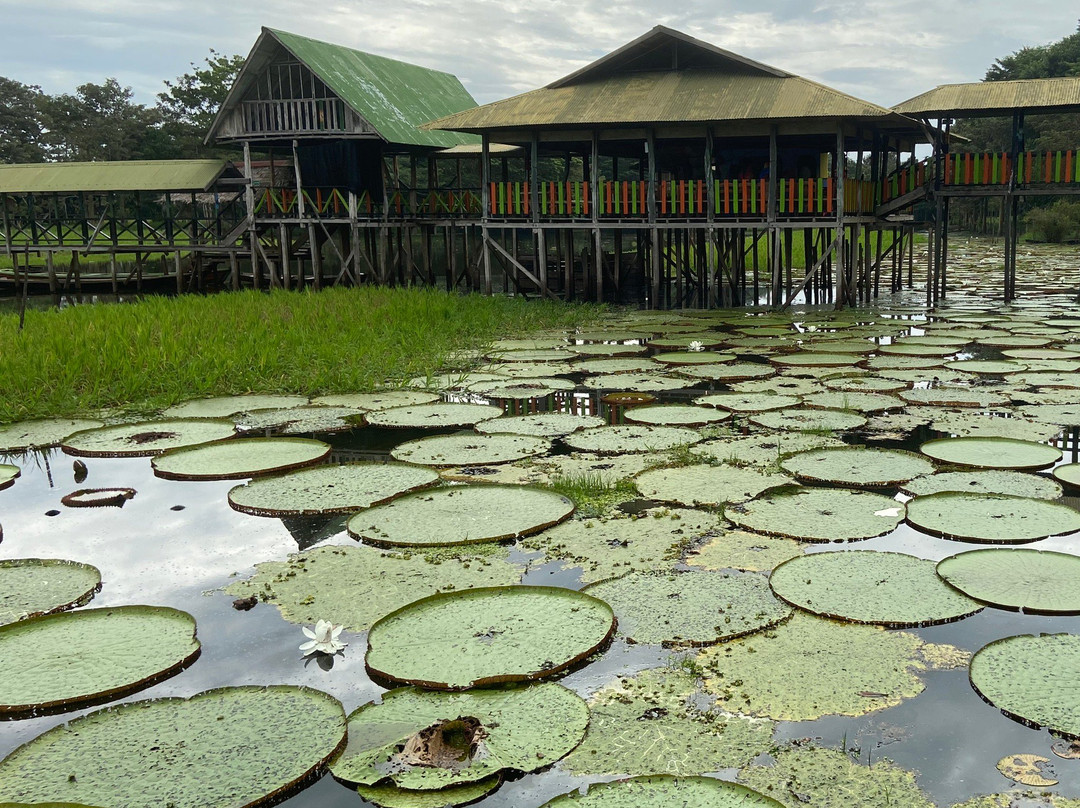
1019;403;1080;426
937;548;1080;614
162;393;309;418
584;569;791;646
697;612;967;720
225;545;523;633
0;606;199;717
694;393;802;413
365;586;615;690
0;558;101;626
0;464;18;491
152;437;330;480
634;464;792;507
726;487;905;543
771;352;861;367
0;685;346;808
801;391;904;413
900;387;1009;408
228;462;439;516
675;362;775;382
919;437;1061;470
475;412;604;437
769;551;981;627
539;775;783;808
234;405;361;435
905;492;1080;543
969;633;1080;738
692;433;846;467
355;778;500;808
391;434;552;467
780;447;935;487
562;667;775;777
1053;463;1080;489
582;372;692;392
623;405;731;427
0;418;105;452
687;529;806;573
347;485;574;547
563;425;701;454
329;683;588;789
750;409;867;431
901;470;1062;499
62;419;237;458
311;391;439;410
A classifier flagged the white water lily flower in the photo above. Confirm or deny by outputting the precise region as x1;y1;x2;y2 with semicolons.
299;619;347;655
688;340;705;352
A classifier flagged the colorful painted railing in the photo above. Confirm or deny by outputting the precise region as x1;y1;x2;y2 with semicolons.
940;151;1080;187
844;179;878;215
881;160;931;203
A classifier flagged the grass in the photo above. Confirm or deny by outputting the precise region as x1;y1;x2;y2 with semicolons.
0;287;604;423
543;472;638;519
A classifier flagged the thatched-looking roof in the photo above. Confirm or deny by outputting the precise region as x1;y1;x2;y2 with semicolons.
893;76;1080;118
0;160;235;194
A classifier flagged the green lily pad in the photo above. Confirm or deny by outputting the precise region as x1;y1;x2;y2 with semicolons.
582;372;692;391
1007;371;1080;388
1053;463;1080;488
152;437;330;480
391;434;552;467
692;434;846;466
634;464;792;507
951;795;1080;808
750;409;868;432
969;633;1080;738
330;683;587;789
823;376;906;392
234;405;361;435
571;358;659;374
481;361;577;377
653;351;734;365
900;387;1009;407
365;586;615;690
920;437;1061;470
906;492;1080;543
562;668;775;777
694;393;802;413
62;419;237;458
801;391;904;413
0;559;101;626
310;391;439;410
563;425;701;455
864;355;943;370
571;343;649;357
347;485;574;547
879;342;959;357
475;412;604;437
489;349;572;362
769;550;981;627
977;335;1053;347
780;447;935;487
687;529;806;573
937;548;1080;614
0;418;105;452
0;606;200;718
585;569;791;646
0;685;346;808
0;463;19;491
726;487;904;542
944;359;1028;374
365;403;505;429
738;746;936;808
623;404;731;427
162;393;309;418
1019;403;1080;426
227;462;439;516
927;411;1061;442
469;378;576;399
540;775;784;808
675;362;776;381
522;507;723;584
901;470;1062;499
648;334;729;350
771;352;861;367
225;545;523;632
697;612;966;720
355;777;500;808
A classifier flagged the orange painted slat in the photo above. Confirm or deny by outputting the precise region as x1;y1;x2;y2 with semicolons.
1001;153;1009;185
678;179;686;215
945;155;953;184
660;181;667;215
523;182;529;216
826;178;833;214
723;179;730;214
740;179;748;213
1045;153;1053;183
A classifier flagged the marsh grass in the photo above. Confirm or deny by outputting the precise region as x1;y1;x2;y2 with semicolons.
544;472;638;519
0;287;602;423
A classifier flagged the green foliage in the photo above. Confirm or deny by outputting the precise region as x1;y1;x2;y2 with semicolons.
1023;199;1080;242
157;49;246;158
544;472;638;518
39;79;165;162
0;77;47;163
0;287;601;423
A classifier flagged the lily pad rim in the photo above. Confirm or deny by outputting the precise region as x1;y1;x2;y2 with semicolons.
150;437;332;481
936;548;1080;615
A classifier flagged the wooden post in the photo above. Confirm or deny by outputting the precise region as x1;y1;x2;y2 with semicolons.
834;126;846;309
767;125;780;306
243;141;258;291
481;134;492;295
646;129;659;308
530;133;547;298
591;130;602;303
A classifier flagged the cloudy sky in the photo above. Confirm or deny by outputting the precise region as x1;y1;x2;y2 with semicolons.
1;0;1076;109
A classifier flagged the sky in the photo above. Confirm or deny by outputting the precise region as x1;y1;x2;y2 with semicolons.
0;0;1077;110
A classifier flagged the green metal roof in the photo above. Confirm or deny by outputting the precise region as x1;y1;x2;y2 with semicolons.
253;29;477;148
0;160;230;194
893;76;1080;117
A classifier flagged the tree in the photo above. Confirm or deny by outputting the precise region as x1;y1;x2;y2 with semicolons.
0;77;48;163
40;79;165;161
157;50;246;158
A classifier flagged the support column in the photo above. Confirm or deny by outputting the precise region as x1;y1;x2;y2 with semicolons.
481;134;492;295
646;129;659;308
834;125;846;310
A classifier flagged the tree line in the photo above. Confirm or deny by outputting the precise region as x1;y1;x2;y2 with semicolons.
0;50;245;164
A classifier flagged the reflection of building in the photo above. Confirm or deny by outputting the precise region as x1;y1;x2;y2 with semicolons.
5;25;1080;306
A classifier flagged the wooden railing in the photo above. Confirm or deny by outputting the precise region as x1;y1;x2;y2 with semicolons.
254;187;482;218
241;98;349;135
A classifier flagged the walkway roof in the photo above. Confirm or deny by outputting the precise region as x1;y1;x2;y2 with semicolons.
0;160;234;194
894;76;1080;117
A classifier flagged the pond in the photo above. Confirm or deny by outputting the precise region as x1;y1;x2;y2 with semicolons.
2;236;1080;807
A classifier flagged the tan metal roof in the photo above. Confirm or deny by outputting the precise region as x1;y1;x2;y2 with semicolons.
429;70;899;132
893;77;1080;117
0;160;231;194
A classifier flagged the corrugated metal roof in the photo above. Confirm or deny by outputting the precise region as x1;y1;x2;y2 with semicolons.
0;160;230;193
893;77;1080;116
429;70;897;132
264;29;478;149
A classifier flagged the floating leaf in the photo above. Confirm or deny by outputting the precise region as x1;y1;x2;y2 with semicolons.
225;545;522;633
692;434;845;467
330;683;587;789
347;485;574;547
906;492;1080;543
474;412;604;437
390;434;552;467
920;436;1061;470
582;372;693;392
801;391;904;413
634;464;791;507
162;393;309;418
653;351;734;365
1053;463;1080;489
0;558;101;626
771;352;861;367
235;405;362;435
900;388;1009;408
995;754;1058;787
0;606;200;718
0;463;19;491
675;362;776;382
585;569;791;646
365;586;615;690
355;778;500;808
686;529;806;573
769;550;981;627
780;447;934;487
310;391;439;410
539;775;784;808
901;469;1062;499
0;685;345;808
970;633;1080;738
726;487;905;543
563;425;701;455
623;405;731;427
228;462;439;516
0;418;105;452
571;358;659;374
62;419;236;458
694;393;802;413
937;548;1080;614
60;487;136;508
152;437;331;480
750;409;867;432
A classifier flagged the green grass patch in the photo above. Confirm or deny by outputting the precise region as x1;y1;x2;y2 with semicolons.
0;287;603;423
543;472;638;519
